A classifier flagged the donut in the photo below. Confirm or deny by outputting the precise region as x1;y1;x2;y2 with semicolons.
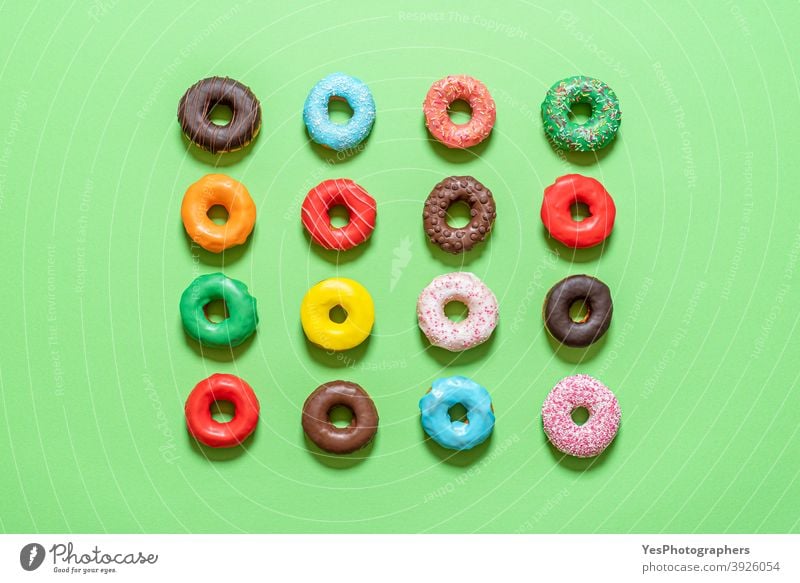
541;374;620;457
181;174;256;253
423;75;496;149
423;175;496;254
180;273;258;348
544;275;612;348
177;76;261;154
301;179;376;251
541;76;621;152
300;278;374;351
302;381;378;454
184;373;260;448
303;72;376;151
419;376;495;451
417;272;498;352
541;174;616;249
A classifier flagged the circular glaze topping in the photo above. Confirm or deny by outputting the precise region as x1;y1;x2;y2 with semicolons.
423;75;496;148
301;178;376;251
178;76;261;154
543;274;612;348
184;373;260;448
181;174;256;253
300;277;375;352
541;174;616;249
179;273;259;348
303;72;376;152
541;374;620;457
419;376;495;451
417;272;498;352
302;380;378;454
541;75;621;152
423;175;496;254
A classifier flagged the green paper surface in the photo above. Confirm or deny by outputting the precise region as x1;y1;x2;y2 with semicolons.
1;0;798;533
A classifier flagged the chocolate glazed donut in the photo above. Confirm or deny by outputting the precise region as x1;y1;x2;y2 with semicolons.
302;381;378;454
178;76;261;154
423;176;496;254
544;275;613;347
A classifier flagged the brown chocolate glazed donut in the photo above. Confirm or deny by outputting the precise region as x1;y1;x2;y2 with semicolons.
544;274;613;347
423;176;496;254
301;381;378;454
177;76;261;154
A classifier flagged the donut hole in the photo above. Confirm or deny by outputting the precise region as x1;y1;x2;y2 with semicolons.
210;400;235;423
571;406;590;426
329;304;348;324
207;204;229;225
448;403;469;424
447;99;473;125
444;300;469;322
568;101;592;124
204;299;229;323
569;299;590;323
328;204;350;228
445;200;472;228
328;405;353;428
570;202;591;222
327;97;354;125
208;103;233;126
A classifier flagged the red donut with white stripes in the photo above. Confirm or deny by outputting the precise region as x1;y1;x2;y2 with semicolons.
301;179;376;251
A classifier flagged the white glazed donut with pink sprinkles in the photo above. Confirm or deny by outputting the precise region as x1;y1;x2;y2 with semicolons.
541;374;621;458
417;272;498;352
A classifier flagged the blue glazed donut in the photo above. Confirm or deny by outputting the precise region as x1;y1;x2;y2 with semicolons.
303;72;376;151
419;376;495;451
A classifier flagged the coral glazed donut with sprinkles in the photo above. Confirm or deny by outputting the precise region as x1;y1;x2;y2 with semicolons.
423;74;496;149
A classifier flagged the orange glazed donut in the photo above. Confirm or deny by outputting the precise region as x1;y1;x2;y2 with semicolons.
181;174;256;253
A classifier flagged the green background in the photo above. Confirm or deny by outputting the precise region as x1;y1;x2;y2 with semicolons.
1;0;798;533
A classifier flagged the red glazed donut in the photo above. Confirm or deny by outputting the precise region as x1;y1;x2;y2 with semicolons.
540;174;616;248
184;373;260;448
301;179;376;251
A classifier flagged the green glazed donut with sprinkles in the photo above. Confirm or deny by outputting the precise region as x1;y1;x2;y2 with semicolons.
541;75;621;151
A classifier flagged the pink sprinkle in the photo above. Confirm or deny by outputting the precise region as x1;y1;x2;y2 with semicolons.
541;374;620;458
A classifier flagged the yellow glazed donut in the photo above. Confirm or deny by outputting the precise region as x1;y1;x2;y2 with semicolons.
300;278;374;351
181;174;256;253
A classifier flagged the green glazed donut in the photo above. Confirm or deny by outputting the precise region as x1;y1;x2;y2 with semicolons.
180;273;258;348
541;76;621;152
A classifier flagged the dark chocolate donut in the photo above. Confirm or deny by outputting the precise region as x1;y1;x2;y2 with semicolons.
301;381;378;454
544;275;612;347
423;176;496;254
177;76;261;154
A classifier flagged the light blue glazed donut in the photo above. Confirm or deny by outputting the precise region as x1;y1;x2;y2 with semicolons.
419;376;495;451
303;72;376;151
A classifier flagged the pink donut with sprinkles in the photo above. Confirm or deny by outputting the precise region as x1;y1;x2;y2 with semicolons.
417;272;498;352
541;374;621;458
423;75;496;149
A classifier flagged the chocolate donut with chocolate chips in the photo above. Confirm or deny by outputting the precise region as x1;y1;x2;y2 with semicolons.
178;76;261;154
301;381;378;454
423;176;496;254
